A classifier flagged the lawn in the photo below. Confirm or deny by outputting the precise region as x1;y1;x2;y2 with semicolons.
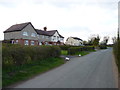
2;57;64;87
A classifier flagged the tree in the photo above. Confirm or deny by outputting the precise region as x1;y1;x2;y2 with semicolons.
93;35;100;46
88;34;100;46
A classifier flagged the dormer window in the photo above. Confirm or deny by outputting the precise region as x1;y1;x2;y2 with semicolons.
23;32;28;36
31;33;36;37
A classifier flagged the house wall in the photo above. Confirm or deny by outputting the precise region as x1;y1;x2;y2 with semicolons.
4;24;38;40
4;31;21;40
13;39;38;46
21;24;38;40
38;35;51;42
50;32;64;42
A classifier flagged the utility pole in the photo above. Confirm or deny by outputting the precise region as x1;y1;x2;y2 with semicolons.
117;28;120;41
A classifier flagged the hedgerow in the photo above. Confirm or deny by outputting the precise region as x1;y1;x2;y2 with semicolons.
68;46;95;55
2;44;61;68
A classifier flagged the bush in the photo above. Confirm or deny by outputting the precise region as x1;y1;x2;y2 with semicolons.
113;40;120;72
99;45;107;49
2;44;61;68
68;46;95;55
59;45;71;50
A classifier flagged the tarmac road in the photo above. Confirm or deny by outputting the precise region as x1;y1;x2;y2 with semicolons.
13;48;117;88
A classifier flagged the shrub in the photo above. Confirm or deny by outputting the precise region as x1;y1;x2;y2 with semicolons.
68;46;95;55
99;45;107;49
59;45;71;50
2;44;61;68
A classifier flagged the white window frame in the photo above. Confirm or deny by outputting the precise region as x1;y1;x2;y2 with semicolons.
15;40;18;44
39;42;42;45
31;41;35;45
31;33;36;37
23;32;28;36
24;40;29;45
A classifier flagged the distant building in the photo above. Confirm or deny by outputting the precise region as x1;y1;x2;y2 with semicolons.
3;22;64;45
65;37;83;46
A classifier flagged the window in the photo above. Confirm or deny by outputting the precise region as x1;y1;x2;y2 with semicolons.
31;33;36;37
31;41;35;45
11;40;14;44
16;40;18;43
46;36;49;39
15;40;18;44
44;42;48;45
24;40;29;45
23;32;28;36
42;36;44;38
37;35;39;38
39;42;42;45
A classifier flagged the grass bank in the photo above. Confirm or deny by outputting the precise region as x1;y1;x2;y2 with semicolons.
3;57;64;87
61;50;95;56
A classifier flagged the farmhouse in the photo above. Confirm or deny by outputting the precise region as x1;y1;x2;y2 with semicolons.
3;22;64;45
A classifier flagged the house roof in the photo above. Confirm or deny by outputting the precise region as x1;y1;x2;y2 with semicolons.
4;22;33;33
72;37;83;41
36;29;64;38
4;22;64;38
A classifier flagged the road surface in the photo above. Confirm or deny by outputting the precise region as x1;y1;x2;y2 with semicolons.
13;48;117;88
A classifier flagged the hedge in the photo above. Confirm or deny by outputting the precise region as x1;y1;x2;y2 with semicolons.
68;46;95;55
113;40;120;72
99;45;107;49
59;45;71;50
2;44;61;68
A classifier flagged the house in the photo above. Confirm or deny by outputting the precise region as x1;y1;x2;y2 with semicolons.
3;22;64;45
36;27;64;45
65;37;83;46
4;22;39;45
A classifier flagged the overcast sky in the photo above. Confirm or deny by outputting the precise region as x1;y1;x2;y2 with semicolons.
0;0;119;43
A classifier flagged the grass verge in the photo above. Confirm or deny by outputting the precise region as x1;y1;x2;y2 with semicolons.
61;50;68;55
2;57;64;87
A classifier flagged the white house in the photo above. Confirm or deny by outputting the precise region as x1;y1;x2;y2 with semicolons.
65;37;83;46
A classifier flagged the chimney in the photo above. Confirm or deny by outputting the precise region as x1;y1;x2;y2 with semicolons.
43;27;47;31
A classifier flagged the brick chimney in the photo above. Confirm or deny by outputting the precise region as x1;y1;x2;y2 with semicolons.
43;27;47;31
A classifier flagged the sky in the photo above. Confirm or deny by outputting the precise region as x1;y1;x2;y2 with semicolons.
0;0;119;44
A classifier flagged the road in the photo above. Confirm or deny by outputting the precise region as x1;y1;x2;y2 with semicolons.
13;48;117;88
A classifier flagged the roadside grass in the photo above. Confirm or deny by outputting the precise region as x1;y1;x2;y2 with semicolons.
75;51;89;56
75;50;96;56
61;50;68;55
61;50;95;56
2;57;64;87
